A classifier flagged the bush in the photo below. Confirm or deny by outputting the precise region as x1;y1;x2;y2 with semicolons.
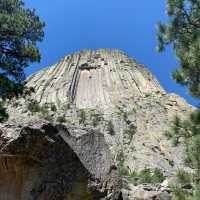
79;109;86;124
27;101;41;113
176;170;192;185
27;101;53;121
128;168;165;185
50;103;57;112
118;160;129;177
171;185;189;200
124;127;136;144
151;168;166;183
0;101;9;122
167;110;200;200
137;168;153;184
56;116;66;123
91;113;103;127
107;120;115;135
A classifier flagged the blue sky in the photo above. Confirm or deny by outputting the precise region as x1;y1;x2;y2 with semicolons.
24;0;198;105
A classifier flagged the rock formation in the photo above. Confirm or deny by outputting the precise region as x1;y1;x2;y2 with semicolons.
0;49;194;199
0;120;122;200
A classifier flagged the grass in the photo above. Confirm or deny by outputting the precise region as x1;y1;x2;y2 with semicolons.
118;167;165;186
127;168;165;185
176;170;192;185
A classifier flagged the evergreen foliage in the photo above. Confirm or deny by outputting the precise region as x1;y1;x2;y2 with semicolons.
79;109;86;124
0;0;44;98
158;1;200;199
157;0;200;98
118;167;165;185
0;101;8;122
167;111;200;199
128;168;165;185
27;101;53;121
107;120;115;135
56;115;66;124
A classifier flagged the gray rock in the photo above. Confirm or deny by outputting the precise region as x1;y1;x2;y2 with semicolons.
0;120;122;200
1;49;195;199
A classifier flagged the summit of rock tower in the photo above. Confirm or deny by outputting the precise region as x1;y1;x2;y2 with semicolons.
26;49;165;110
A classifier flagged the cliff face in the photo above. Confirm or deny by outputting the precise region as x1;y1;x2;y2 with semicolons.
26;49;164;110
0;49;194;200
24;49;192;172
0;121;122;200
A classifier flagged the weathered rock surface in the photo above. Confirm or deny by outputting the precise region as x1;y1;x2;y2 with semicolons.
0;120;122;200
26;49;164;110
1;49;195;199
23;49;193;172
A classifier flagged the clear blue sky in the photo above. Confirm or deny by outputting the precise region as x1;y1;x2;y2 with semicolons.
24;0;198;106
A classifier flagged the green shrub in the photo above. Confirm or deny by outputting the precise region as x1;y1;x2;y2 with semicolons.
176;170;192;185
79;109;86;124
151;168;165;183
124;127;136;144
27;101;53;121
116;150;124;162
50;103;57;112
107;120;115;135
27;101;41;113
91;113;103;127
128;168;165;185
40;105;53;121
0;101;9;122
171;185;189;200
145;93;152;97
117;160;129;177
56;116;66;123
138;168;154;184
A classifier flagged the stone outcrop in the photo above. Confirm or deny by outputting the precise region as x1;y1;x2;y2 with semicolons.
0;49;195;199
0;120;122;200
26;49;164;110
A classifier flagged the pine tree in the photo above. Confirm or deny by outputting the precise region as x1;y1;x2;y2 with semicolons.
158;1;200;199
157;0;200;98
0;0;45;99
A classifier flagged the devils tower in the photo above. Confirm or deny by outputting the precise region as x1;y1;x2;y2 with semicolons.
0;49;193;200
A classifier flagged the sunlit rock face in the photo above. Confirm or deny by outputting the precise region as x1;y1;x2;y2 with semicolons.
26;49;164;110
24;49;193;174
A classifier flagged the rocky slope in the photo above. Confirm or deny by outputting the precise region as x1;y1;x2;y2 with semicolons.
0;49;194;200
